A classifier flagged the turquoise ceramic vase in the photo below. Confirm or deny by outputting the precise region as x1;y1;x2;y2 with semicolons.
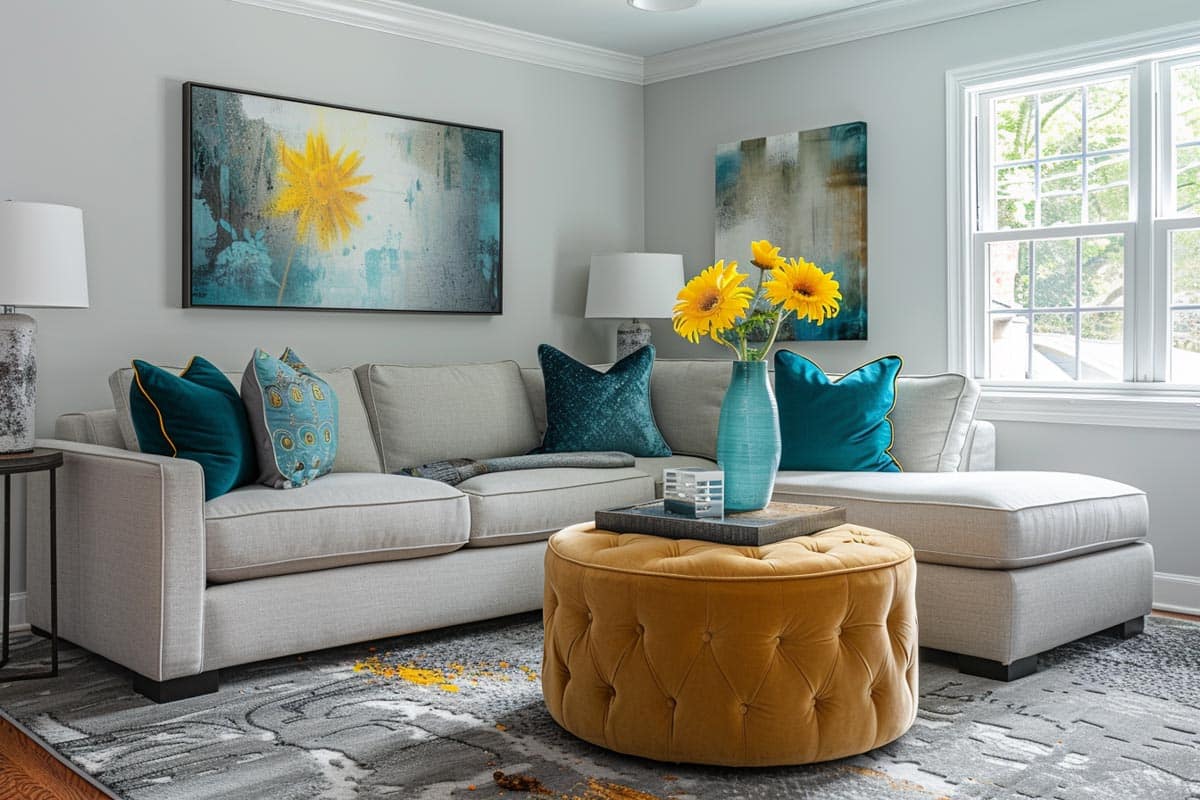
716;360;781;512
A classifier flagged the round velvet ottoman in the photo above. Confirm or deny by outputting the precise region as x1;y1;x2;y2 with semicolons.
541;522;918;767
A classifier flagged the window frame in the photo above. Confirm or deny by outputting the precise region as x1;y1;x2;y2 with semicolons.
946;23;1200;429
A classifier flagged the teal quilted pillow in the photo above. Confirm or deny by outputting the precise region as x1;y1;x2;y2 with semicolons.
129;357;257;501
241;348;339;488
775;351;902;472
536;344;671;457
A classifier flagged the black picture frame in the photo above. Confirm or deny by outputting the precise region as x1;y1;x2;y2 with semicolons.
182;82;503;314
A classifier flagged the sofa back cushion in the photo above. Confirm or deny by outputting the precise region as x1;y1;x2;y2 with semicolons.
888;373;980;472
357;361;540;471
108;363;383;473
524;358;980;472
55;409;126;448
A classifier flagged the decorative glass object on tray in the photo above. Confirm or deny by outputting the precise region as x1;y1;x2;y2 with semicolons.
662;467;725;518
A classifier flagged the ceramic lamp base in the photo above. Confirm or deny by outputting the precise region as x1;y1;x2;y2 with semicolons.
0;312;36;454
617;319;652;360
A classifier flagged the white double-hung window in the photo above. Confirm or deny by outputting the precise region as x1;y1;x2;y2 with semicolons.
950;33;1200;417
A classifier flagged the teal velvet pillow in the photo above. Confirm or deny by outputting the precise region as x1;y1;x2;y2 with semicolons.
129;357;258;500
537;344;671;457
241;348;339;489
775;351;903;472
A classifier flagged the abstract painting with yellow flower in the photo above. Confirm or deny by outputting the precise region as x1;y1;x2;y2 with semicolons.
184;83;502;312
716;122;867;340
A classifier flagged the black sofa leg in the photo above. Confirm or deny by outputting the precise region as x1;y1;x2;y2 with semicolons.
1102;616;1145;640
957;653;1039;682
29;625;50;639
133;671;220;703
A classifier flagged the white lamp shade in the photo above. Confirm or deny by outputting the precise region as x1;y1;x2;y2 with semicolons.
585;252;684;319
0;201;89;308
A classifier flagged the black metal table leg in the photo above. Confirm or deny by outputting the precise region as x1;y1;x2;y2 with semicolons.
1;474;10;670
0;453;64;682
49;467;58;677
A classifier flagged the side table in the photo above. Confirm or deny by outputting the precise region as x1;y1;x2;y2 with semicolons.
0;448;63;680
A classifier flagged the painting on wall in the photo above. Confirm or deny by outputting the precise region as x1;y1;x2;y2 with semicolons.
183;83;502;313
716;122;867;340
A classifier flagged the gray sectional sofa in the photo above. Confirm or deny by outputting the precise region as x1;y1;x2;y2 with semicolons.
24;358;1152;701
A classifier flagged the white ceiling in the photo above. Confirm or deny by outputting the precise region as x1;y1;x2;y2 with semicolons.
395;0;882;57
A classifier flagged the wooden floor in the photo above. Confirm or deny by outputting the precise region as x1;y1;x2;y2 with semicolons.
0;716;108;799
0;611;1195;799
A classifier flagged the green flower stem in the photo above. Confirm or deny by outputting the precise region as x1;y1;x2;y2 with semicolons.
757;309;791;357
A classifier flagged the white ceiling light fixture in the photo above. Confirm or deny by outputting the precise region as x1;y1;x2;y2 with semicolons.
627;0;700;12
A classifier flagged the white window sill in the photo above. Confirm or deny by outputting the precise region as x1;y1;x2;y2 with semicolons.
977;384;1200;430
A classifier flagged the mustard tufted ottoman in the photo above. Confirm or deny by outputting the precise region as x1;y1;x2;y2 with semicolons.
541;522;918;767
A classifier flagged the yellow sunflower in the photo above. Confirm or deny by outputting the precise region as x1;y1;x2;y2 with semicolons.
764;257;842;325
270;130;372;304
749;239;786;270
271;131;371;251
672;260;754;344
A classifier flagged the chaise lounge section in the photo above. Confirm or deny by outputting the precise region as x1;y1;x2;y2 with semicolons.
23;358;1151;700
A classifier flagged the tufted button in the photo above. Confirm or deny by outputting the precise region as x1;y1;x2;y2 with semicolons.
586;611;593;621
739;704;749;714
833;626;842;637
702;631;712;642
666;698;676;709
636;623;645;635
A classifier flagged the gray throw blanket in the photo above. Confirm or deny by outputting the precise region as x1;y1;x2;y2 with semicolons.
397;451;636;486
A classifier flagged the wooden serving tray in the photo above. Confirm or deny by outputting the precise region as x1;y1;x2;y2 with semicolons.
595;501;848;547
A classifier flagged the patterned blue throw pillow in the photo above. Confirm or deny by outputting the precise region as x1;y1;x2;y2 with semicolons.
536;344;671;457
241;348;338;488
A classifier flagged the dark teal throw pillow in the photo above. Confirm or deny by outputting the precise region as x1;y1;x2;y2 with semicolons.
537;344;671;457
775;351;902;472
130;357;258;500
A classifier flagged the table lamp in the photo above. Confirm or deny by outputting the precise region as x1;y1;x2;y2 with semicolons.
585;252;684;360
0;201;89;454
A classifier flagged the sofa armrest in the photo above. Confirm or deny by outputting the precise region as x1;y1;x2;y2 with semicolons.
25;438;207;682
960;420;996;472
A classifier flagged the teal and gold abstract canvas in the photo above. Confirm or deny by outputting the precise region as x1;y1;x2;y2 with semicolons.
716;122;867;340
184;83;502;313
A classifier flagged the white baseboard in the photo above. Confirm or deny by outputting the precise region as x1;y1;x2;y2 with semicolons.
5;592;27;632
1153;572;1200;617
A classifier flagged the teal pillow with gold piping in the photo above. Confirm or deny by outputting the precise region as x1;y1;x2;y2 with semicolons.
775;351;903;472
129;357;257;500
241;348;338;489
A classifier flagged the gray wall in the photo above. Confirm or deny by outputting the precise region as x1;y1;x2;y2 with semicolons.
643;0;1200;586
0;0;644;597
2;0;643;425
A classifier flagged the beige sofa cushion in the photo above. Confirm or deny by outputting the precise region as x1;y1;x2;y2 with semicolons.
526;360;980;472
772;470;1147;569
204;473;467;583
108;364;382;473
887;373;980;472
358;361;540;471
459;467;654;547
55;409;125;449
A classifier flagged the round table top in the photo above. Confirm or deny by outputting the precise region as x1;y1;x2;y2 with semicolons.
548;522;912;581
0;448;63;475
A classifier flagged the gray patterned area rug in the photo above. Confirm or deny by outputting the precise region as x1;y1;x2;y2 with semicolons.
0;614;1197;800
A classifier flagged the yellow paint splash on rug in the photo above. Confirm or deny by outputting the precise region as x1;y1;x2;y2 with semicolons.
352;654;539;693
840;765;949;799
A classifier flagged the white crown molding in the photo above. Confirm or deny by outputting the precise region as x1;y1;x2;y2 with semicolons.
231;0;645;84
642;0;1039;84
233;0;1039;86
